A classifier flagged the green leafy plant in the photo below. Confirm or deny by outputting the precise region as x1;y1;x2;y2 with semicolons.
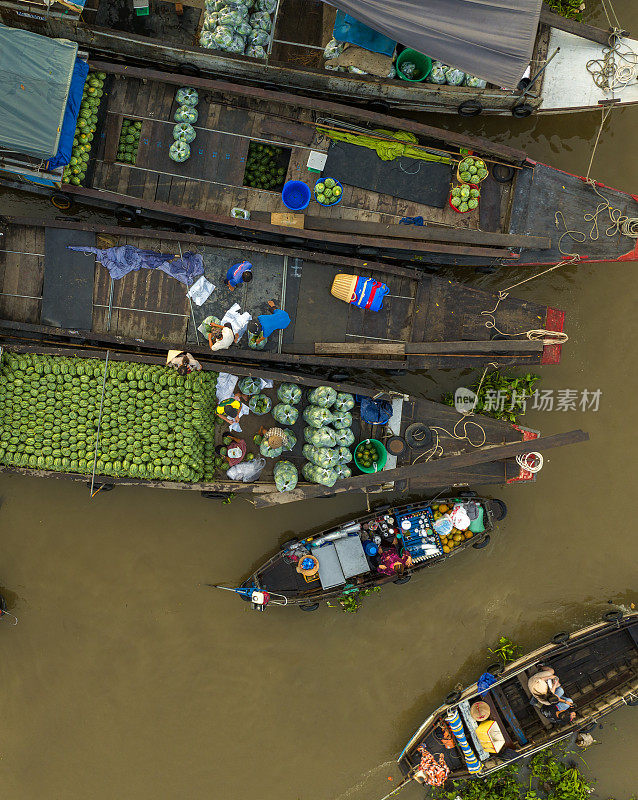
543;0;585;21
442;371;540;423
488;636;522;665
329;585;381;613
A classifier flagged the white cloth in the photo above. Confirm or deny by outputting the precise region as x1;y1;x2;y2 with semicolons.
187;275;215;306
216;372;239;403
229;403;250;433
209;326;235;351
259;378;273;390
221;303;252;340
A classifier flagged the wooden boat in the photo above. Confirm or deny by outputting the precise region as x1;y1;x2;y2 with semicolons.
398;610;638;784
2;38;637;269
1;0;636;116
0;334;588;505
218;493;506;611
0;217;568;375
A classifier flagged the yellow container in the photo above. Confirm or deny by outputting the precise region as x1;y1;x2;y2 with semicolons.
475;720;505;754
331;274;358;304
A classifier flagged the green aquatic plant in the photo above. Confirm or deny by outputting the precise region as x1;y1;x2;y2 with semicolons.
442;371;540;424
329;585;381;613
488;636;523;665
544;0;585;21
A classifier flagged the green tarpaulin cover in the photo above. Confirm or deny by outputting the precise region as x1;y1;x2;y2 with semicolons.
0;24;78;159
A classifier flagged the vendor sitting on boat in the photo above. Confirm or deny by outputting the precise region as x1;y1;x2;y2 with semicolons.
528;666;576;723
208;321;239;352
376;545;412;577
216;392;248;426
166;350;202;375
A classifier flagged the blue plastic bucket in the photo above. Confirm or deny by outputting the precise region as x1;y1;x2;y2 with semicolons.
281;180;311;211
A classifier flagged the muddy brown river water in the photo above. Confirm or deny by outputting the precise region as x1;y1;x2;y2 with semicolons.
1;4;637;796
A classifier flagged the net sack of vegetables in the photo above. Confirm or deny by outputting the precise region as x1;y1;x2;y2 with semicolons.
272;403;298;426
464;74;487;89
213;26;235;48
235;19;252;35
429;61;447;84
277;383;302;405
245;44;267;58
303;444;339;469
200;30;215;47
334;464;352;480
250;10;272;30
176;87;199;106
303;426;337;448
219;6;247;25
238;376;262;395
225;33;247;53
248;28;269;46
445;67;465;85
256;0;276;11
302;463;338;487
260;438;283;458
173;123;196;143
337;447;353;464
333;392;355;412
274;460;298;492
331;410;352;430
169;141;190;163
333;428;355;447
174;105;199;124
249;394;272;415
303;405;334;429
282;430;297;451
308;386;337;408
203;12;219;29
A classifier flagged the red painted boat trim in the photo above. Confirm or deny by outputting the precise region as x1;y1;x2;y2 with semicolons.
541;307;565;365
506;426;540;483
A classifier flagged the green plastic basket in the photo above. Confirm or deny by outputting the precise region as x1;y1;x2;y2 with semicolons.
354;439;388;474
396;49;432;83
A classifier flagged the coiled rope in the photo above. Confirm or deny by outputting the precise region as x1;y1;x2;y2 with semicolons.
516;451;544;474
586;29;638;93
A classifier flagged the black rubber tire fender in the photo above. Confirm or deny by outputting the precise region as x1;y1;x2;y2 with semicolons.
472;534;491;550
552;632;570;644
603;609;623;622
626;698;638;707
200;491;229;500
457;99;483;117
50;192;72;211
511;103;534;118
457;490;478;499
393;574;412;585
179;221;203;235
486;662;504;676
299;603;320;612
489;499;508;521
115;205;137;223
492;163;516;184
181;63;202;77
445;690;462;705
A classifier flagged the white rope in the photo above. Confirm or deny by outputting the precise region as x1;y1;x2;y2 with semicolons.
586;30;638;94
516;451;543;474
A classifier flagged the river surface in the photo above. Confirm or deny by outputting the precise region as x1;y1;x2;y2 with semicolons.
1;4;637;797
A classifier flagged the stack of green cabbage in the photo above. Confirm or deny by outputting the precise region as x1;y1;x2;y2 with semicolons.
199;0;275;58
0;353;219;483
170;88;199;163
301;388;355;485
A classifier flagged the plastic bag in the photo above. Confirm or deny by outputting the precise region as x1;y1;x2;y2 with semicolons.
238;377;262;395
333;392;354;412
331;410;352;430
235;19;252;35
169;141;190;163
400;61;417;78
245;44;267;58
202;12;219;29
282;430;297;451
308;386;337;408
334;464;352;480
337;447;352;464
224;34;246;53
256;0;276;11
464;74;487;89
219;7;246;25
200;30;216;47
303;444;339;469
260;439;283;458
173;123;196;143
176;87;199;106
248;27;269;46
429;61;447;84
303;405;334;429
274;460;298;492
277;383;302;405
227;457;266;481
175;105;199;124
333;428;355;448
272;403;298;426
445;67;466;86
213;26;235;48
302;463;337;487
304;426;337;448
250;10;271;30
324;37;344;59
248;394;272;415
204;0;219;10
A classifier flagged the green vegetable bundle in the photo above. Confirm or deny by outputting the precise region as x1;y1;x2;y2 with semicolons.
0;353;219;484
116;117;142;165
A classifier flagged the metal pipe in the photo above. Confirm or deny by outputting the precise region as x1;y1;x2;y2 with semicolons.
90;350;110;499
513;47;561;103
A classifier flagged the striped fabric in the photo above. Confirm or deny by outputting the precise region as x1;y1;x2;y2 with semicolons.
351;276;389;312
446;708;482;774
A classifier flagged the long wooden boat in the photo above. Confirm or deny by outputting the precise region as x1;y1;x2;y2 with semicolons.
219;493;506;611
398;610;638;784
0;336;588;505
1;0;636;116
2;37;637;269
0;218;567;375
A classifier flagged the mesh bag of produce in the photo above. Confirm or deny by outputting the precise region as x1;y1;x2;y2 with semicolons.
333;428;355;448
238;376;262;395
248;28;269;46
445;67;466;85
169;141;190;162
323;37;344;59
173;123;196;143
331;410;352;430
303;444;339;469
174;105;199;124
249;10;272;30
249;394;272;415
333;392;355;412
245;44;267;58
235;19;252;34
277;383;302;405
303;405;334;429
200;30;216;47
213;26;235;48
302;463;338;487
303;426;337;448
337;447;353;464
308;386;337;408
274;460;298;492
334;464;352;480
225;34;247;53
256;0;276;11
464;74;487;89
205;0;219;10
202;12;219;29
272;403;298;426
176;87;199;106
219;6;247;25
282;430;297;451
260;439;283;458
429;61;447;84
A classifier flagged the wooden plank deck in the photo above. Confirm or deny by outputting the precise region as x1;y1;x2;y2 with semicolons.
0;225;45;324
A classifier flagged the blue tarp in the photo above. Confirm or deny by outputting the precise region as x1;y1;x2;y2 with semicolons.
47;58;89;171
333;10;396;56
67;245;205;286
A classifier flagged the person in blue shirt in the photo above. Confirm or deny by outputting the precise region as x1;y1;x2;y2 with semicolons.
225;260;253;291
248;301;290;349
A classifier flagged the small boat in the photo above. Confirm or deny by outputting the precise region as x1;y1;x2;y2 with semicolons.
1;0;635;116
217;493;506;611
0;217;568;375
397;610;638;784
1;28;637;269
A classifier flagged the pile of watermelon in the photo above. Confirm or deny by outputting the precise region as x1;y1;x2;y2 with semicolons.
117;118;142;165
0;353;220;483
61;71;106;187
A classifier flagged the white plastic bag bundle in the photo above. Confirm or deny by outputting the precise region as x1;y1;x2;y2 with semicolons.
308;386;337;408
272;403;298;426
277;383;302;405
303;405;334;429
304;426;337;448
303;444;339;469
445;67;466;85
333;392;355;412
227;457;266;481
331;410;352;430
429;61;447;84
302;463;338;487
